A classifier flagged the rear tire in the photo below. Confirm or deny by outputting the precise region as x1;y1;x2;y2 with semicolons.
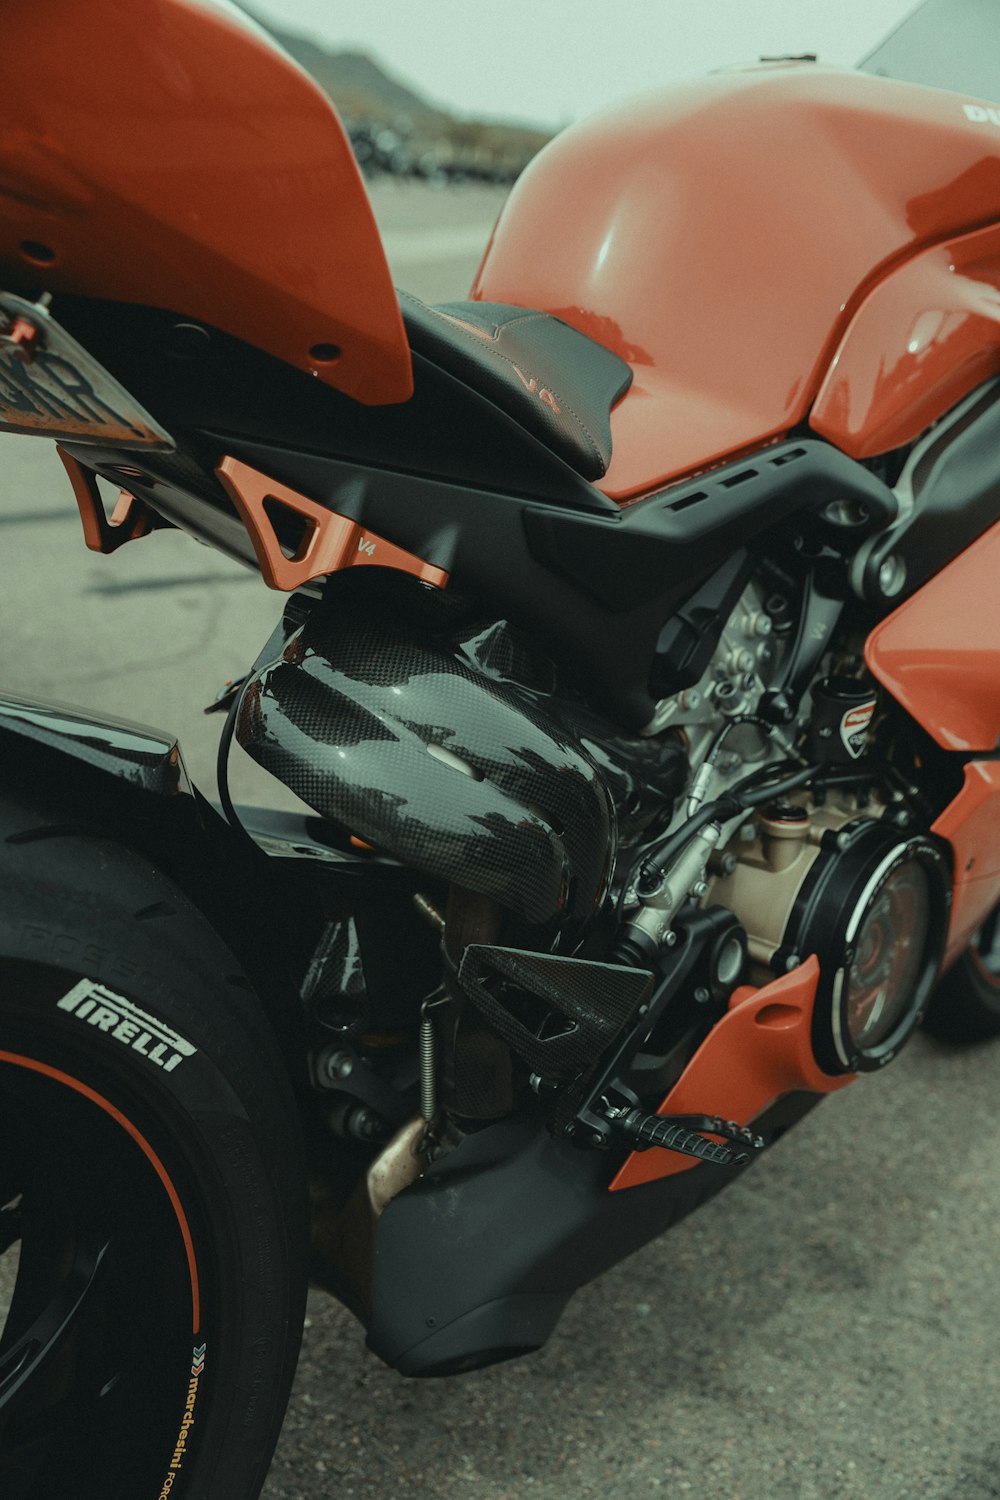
923;904;1000;1042
0;791;309;1500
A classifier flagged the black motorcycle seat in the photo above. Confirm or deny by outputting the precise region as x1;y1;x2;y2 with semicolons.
398;291;633;482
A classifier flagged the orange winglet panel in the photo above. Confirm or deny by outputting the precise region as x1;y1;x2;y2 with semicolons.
865;516;1000;751
932;761;1000;963
216;456;448;593
610;957;854;1191
811;221;1000;458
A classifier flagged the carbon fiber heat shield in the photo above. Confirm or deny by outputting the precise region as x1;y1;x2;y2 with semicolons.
236;603;616;932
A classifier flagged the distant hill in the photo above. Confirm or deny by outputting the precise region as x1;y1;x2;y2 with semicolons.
266;38;449;128
246;9;552;179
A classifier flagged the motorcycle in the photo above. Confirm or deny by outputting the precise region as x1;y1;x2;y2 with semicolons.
2;0;1000;1494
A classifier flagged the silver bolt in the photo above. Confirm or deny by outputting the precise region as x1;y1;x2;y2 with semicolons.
878;555;906;597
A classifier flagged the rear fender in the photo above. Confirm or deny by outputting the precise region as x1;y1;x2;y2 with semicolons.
0;691;309;1053
0;691;190;798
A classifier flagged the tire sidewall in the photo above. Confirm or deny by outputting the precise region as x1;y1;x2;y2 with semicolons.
0;829;307;1500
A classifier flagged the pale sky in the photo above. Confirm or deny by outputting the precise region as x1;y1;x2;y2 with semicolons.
247;0;918;128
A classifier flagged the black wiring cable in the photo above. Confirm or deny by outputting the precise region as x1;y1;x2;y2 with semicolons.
216;681;258;850
700;712;782;771
684;714;781;819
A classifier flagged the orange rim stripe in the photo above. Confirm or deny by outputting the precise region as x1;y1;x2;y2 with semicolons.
0;1050;201;1333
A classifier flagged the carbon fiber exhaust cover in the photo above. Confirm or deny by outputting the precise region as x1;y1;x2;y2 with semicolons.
236;604;616;930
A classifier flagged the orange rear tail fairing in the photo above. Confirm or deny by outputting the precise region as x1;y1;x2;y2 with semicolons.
0;0;412;406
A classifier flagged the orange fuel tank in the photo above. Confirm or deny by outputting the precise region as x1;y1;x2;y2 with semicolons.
0;0;412;406
473;64;1000;500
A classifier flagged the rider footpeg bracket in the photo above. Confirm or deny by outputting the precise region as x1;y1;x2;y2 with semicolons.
601;1101;765;1167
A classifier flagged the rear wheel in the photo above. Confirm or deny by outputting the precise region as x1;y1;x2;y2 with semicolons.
923;904;1000;1042
0;793;309;1499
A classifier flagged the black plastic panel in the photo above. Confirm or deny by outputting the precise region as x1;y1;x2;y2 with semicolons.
0;692;188;795
52;297;899;729
863;382;1000;602
368;1093;818;1375
52;296;614;513
523;441;896;612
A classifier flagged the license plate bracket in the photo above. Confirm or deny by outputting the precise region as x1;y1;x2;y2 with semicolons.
0;293;173;449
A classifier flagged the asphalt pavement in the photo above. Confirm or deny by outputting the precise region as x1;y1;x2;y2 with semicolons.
1;180;999;1500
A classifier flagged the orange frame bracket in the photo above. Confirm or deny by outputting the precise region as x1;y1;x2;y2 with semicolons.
216;456;448;593
57;445;167;555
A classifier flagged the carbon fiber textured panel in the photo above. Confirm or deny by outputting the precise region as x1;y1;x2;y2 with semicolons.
457;945;652;1080
237;601;616;934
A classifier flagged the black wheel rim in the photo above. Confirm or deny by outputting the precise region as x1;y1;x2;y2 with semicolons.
0;1051;199;1500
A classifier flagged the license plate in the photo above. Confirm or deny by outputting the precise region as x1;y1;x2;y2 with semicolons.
0;292;173;450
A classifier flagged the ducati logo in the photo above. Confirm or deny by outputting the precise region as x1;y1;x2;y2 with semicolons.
963;103;1000;128
841;700;876;760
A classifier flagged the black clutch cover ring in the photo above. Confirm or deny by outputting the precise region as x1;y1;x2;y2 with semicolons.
775;819;950;1074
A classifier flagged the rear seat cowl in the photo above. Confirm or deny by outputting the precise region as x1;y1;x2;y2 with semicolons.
399;291;633;481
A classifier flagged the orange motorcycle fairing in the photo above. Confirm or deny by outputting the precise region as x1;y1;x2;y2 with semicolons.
867;524;1000;962
811;220;1000;458
474;64;1000;501
932;762;1000;963
865;515;1000;752
0;0;412;407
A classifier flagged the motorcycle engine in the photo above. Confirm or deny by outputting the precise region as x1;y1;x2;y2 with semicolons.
624;567;951;1077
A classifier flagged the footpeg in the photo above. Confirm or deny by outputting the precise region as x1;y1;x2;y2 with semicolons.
602;1102;765;1167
